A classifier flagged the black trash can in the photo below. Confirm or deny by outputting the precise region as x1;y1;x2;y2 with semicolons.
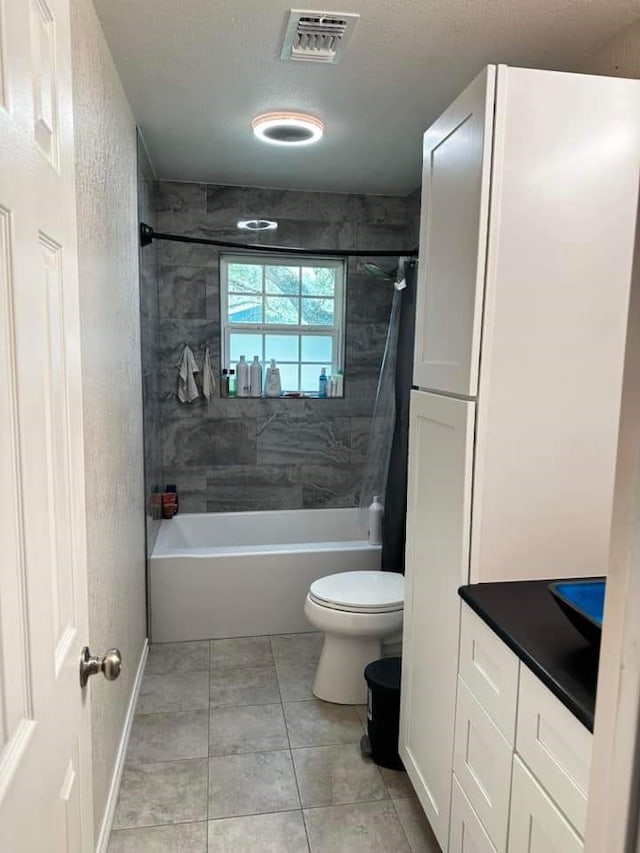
361;656;404;770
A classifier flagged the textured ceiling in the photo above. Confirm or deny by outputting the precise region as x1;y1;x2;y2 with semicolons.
93;0;640;195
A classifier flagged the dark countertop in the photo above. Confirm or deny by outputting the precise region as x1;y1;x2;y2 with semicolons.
458;579;600;731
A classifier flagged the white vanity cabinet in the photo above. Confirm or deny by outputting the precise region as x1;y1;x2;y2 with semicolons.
400;64;640;852
450;604;592;853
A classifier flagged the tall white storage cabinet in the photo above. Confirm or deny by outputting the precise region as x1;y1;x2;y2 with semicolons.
400;65;640;852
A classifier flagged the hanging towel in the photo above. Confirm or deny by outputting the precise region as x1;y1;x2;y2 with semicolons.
202;346;216;401
177;344;199;403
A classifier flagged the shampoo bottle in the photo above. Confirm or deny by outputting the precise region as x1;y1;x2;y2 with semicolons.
368;496;383;546
318;367;328;398
250;355;262;397
265;359;282;397
236;355;250;397
228;369;236;397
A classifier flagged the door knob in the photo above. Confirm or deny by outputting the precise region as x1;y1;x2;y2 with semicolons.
80;646;122;688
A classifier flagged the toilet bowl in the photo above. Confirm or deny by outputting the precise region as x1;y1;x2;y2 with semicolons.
304;570;404;705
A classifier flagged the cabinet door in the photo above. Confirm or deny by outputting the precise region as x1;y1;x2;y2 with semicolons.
453;679;513;851
458;605;519;744
450;775;498;853
516;667;591;836
470;68;640;584
508;757;583;853
413;66;496;396
400;391;476;850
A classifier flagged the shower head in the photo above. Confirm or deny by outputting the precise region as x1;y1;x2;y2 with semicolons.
362;262;395;280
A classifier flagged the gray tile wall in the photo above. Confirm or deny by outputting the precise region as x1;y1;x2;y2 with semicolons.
137;136;162;547
146;180;418;513
406;187;421;248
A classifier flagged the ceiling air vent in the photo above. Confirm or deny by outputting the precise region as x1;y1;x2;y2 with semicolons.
280;10;359;64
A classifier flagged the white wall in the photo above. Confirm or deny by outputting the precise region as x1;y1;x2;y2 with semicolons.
580;17;640;853
69;0;147;843
582;18;640;77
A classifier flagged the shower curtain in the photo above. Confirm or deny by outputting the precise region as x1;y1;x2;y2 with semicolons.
358;260;417;573
381;262;417;573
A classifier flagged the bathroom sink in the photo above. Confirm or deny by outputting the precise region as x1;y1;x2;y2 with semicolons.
548;579;605;646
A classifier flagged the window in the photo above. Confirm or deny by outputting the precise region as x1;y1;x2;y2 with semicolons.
220;254;346;395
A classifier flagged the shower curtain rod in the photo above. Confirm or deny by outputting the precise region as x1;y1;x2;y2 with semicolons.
139;223;417;259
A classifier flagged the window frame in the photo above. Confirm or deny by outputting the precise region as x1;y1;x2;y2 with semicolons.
220;252;347;395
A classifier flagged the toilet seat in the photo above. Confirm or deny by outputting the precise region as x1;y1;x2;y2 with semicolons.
309;571;404;614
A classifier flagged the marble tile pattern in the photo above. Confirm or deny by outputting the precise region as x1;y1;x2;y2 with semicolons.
145;180;420;512
109;632;441;852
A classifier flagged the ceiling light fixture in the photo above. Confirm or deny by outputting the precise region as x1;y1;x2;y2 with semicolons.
237;219;278;231
252;112;324;146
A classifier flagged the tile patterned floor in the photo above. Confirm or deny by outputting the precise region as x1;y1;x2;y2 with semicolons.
108;633;442;853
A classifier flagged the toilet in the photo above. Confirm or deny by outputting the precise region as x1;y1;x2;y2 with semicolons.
304;570;404;705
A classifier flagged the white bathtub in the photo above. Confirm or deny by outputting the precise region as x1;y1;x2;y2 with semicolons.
149;508;381;642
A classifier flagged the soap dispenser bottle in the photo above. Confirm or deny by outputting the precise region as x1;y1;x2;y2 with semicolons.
236;355;250;397
318;367;328;398
368;496;383;546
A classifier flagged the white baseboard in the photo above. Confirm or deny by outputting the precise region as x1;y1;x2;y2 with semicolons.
95;638;148;853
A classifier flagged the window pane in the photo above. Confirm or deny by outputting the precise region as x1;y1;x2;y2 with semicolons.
301;364;329;393
228;293;262;323
222;256;345;395
265;265;299;296
229;332;263;364
228;263;262;293
301;335;333;363
265;334;299;363
301;297;334;326
301;266;335;296
278;363;299;392
265;296;299;325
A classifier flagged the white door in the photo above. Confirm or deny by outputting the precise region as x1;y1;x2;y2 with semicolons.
413;66;495;397
400;391;476;850
0;1;93;850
